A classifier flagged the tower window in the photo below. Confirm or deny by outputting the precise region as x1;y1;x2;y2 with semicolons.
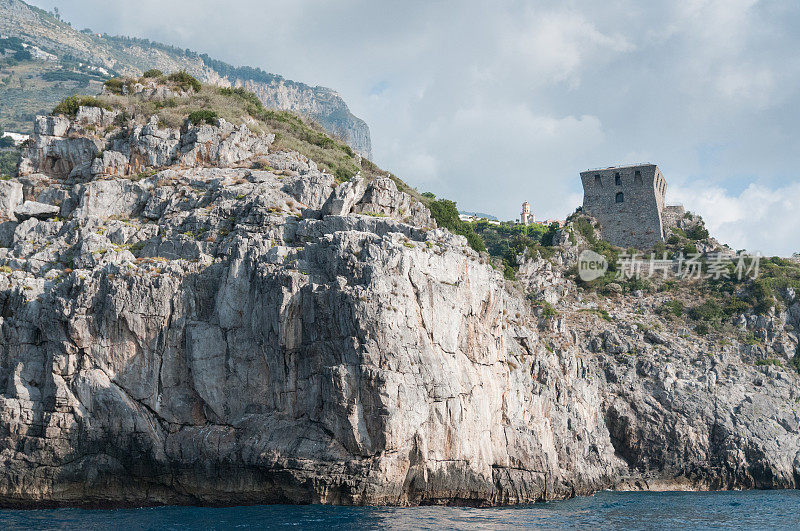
594;174;602;186
634;170;642;184
615;173;621;186
616;192;624;203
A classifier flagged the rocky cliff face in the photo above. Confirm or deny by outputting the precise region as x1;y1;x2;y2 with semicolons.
0;0;372;158
0;106;798;507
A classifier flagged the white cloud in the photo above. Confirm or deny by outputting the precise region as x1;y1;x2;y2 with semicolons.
670;182;800;256
499;9;634;88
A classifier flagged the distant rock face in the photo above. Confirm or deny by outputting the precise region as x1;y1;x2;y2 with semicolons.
0;0;372;158
0;109;799;508
236;79;372;159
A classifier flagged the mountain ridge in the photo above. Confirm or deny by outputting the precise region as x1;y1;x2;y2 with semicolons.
0;0;372;157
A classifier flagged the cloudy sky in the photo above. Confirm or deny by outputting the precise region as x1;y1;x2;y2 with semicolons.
32;0;800;255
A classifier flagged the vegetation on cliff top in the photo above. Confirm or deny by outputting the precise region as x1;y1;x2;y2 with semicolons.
472;220;559;279
426;197;486;254
52;95;110;116
51;72;371;183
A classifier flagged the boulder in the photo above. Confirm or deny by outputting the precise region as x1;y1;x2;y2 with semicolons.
14;200;60;221
321;174;367;216
76;106;118;127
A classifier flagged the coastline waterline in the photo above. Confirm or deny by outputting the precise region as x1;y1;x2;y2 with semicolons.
1;490;798;530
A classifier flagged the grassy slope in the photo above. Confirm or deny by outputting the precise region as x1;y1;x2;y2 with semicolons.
53;75;408;193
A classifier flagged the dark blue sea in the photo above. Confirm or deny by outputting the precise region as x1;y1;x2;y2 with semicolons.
1;490;798;530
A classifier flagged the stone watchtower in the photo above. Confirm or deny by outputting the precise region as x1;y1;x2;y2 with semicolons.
580;164;667;249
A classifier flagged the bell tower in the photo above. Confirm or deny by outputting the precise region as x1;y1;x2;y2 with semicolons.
520;201;532;226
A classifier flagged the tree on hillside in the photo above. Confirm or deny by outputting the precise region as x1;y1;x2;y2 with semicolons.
428;199;486;253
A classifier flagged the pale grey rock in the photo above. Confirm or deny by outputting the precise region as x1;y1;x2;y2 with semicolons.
281;172;335;211
783;287;796;303
73;179;150;221
321;175;367;216
18;132;102;179
351;177;433;227
75;106;118;127
0;180;24;221
179;119;274;167
606;282;623;294
14;200;60;220
90;150;130;177
133;81;188;100
130;117;182;169
33;115;71;137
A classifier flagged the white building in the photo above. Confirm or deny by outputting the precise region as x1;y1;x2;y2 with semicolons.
459;213;500;225
1;132;29;146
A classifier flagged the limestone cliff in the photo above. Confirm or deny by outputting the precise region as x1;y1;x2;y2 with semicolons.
0;95;798;507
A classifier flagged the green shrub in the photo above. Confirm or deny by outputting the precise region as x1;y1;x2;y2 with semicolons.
41;70;91;83
689;299;723;321
428;199;461;229
142;69;163;78
218;86;263;109
129;241;146;255
114;110;132;126
13;49;32;62
682;242;698;256
428;198;485;254
686;224;710;240
695;322;710;335
750;277;776;314
167;70;202;92
52;96;110;116
660;299;684;317
334;166;354;183
625;277;652;293
187;110;219;125
722;297;750;317
465;232;486;254
0;150;20;179
103;77;127;95
536;300;559;318
755;358;783;367
573;217;597;244
580;308;612;321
